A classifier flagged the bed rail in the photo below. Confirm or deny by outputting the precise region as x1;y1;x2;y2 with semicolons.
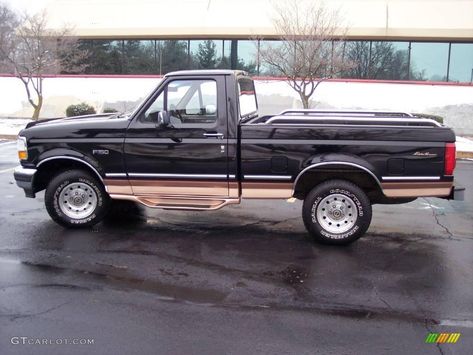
264;110;441;127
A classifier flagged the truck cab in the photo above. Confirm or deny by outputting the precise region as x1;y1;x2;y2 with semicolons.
115;70;246;210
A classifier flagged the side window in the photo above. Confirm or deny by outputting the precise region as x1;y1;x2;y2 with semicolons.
168;80;217;126
142;79;217;126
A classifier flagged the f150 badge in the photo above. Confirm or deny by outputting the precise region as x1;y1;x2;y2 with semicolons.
92;149;109;155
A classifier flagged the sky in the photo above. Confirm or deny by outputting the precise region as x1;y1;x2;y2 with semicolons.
2;0;50;13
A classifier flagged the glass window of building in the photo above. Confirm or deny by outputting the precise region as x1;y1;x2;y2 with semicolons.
409;42;449;81
342;41;409;80
68;38;473;83
368;41;409;80
121;40;155;74
343;41;371;78
189;40;223;69
159;40;189;74
448;43;473;83
237;40;258;74
220;40;233;69
77;40;122;74
370;41;409;80
258;40;284;76
217;40;258;72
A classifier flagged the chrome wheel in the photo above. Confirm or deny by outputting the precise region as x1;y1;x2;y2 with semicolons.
58;182;98;219
316;193;358;234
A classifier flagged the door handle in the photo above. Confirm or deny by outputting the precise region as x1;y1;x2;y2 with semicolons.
203;132;224;139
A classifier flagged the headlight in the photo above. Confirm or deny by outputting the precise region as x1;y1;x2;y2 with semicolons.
17;136;28;160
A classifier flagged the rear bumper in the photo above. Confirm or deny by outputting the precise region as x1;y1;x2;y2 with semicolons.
442;184;465;201
13;166;37;198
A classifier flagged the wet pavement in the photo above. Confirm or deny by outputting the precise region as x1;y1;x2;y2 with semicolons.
0;141;472;355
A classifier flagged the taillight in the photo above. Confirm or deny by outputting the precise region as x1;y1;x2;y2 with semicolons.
444;143;456;176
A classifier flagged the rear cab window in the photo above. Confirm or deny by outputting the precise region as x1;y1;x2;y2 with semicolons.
238;77;258;120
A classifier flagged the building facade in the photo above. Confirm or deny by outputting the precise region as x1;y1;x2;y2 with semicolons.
42;0;473;83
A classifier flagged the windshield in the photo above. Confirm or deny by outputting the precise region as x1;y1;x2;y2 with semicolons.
126;83;163;118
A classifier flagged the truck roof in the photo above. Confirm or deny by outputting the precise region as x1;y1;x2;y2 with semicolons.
165;69;248;77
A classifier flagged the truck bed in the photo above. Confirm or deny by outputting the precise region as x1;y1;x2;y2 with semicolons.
239;109;455;201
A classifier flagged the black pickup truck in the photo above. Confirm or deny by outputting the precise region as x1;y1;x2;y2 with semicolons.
14;70;464;244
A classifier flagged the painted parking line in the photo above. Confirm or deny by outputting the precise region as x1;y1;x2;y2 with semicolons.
0;167;16;174
0;141;15;146
440;319;473;328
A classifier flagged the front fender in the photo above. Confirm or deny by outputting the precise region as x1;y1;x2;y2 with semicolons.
36;148;105;182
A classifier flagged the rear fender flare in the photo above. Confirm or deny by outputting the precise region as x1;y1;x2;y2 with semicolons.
293;155;382;192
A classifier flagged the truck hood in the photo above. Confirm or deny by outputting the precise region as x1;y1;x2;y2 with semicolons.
25;113;121;129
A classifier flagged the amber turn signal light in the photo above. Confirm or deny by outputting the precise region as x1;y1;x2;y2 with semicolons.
18;150;28;160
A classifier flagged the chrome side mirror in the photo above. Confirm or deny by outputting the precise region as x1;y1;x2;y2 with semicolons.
205;104;217;115
157;111;171;127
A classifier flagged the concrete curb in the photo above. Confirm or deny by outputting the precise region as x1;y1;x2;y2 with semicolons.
457;151;473;159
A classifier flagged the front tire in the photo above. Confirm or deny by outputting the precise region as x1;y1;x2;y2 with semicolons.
302;180;372;245
45;169;109;228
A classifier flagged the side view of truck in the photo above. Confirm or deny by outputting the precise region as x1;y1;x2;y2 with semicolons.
14;70;464;244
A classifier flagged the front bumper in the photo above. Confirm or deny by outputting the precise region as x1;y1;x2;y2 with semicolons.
14;166;37;198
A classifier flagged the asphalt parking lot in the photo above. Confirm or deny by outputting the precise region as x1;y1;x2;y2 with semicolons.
0;140;472;355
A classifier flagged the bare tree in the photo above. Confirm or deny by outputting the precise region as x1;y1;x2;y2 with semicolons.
258;0;350;108
0;5;87;120
0;3;18;67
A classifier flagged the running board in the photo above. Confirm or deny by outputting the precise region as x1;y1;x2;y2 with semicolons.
109;194;240;211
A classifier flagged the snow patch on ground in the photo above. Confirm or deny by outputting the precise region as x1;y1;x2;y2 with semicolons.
0;118;32;136
456;136;473;153
427;104;473;136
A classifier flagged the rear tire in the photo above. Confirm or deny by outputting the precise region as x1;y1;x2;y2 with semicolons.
302;179;372;245
45;169;109;228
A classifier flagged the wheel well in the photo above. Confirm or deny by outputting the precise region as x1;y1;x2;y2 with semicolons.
33;159;104;193
293;168;384;202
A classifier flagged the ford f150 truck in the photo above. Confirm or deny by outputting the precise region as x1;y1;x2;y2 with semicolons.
14;70;464;244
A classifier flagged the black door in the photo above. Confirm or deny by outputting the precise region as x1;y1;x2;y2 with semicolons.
124;76;229;197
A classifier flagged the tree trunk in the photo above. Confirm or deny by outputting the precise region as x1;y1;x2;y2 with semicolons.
299;93;310;109
32;95;43;120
